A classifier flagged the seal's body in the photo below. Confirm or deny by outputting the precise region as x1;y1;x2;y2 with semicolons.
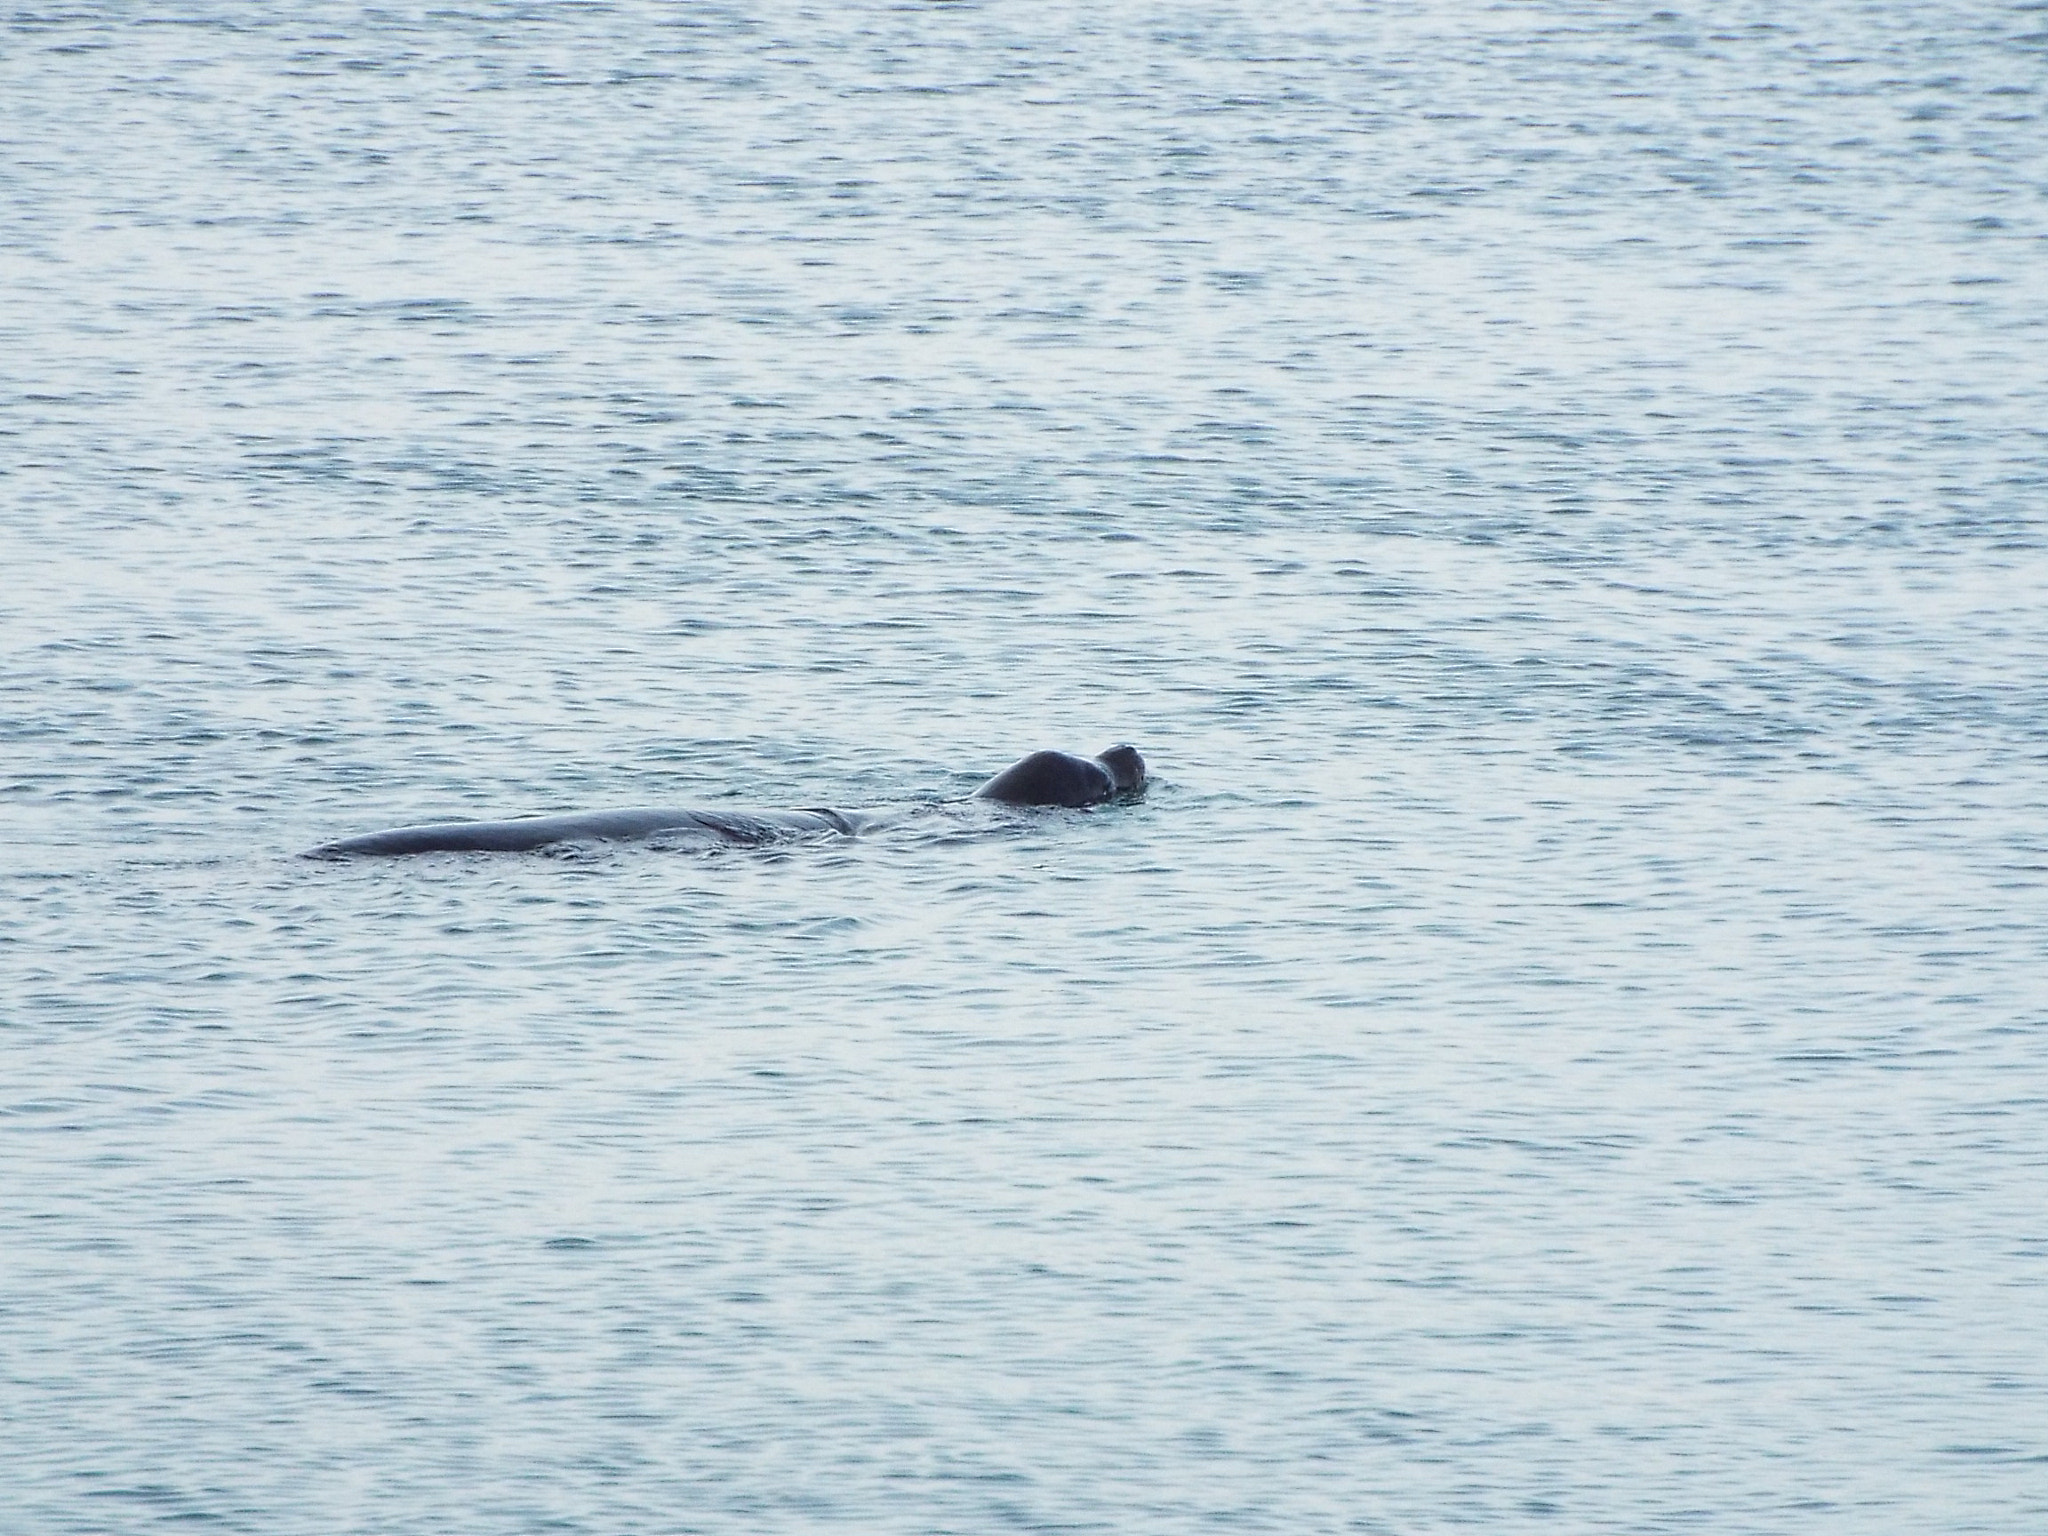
306;807;878;859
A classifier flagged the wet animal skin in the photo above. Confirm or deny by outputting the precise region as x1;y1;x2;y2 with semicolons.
305;746;1145;857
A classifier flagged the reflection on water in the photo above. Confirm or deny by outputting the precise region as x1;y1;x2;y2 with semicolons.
5;3;2046;1532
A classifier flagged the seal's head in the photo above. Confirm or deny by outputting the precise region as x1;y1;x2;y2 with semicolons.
1095;745;1146;797
975;745;1148;808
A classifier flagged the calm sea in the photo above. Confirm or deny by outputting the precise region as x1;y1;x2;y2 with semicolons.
5;3;2046;1531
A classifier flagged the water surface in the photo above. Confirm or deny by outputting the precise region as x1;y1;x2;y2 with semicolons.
5;4;2047;1531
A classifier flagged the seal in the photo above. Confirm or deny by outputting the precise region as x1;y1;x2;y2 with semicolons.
973;745;1145;808
304;745;1145;857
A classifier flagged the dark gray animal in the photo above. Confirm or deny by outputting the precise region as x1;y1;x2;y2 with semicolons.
972;745;1145;808
305;746;1145;858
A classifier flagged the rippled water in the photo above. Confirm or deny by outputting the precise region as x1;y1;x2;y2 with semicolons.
6;4;2047;1532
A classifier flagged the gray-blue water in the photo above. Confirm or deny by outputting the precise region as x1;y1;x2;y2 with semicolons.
5;4;2047;1531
